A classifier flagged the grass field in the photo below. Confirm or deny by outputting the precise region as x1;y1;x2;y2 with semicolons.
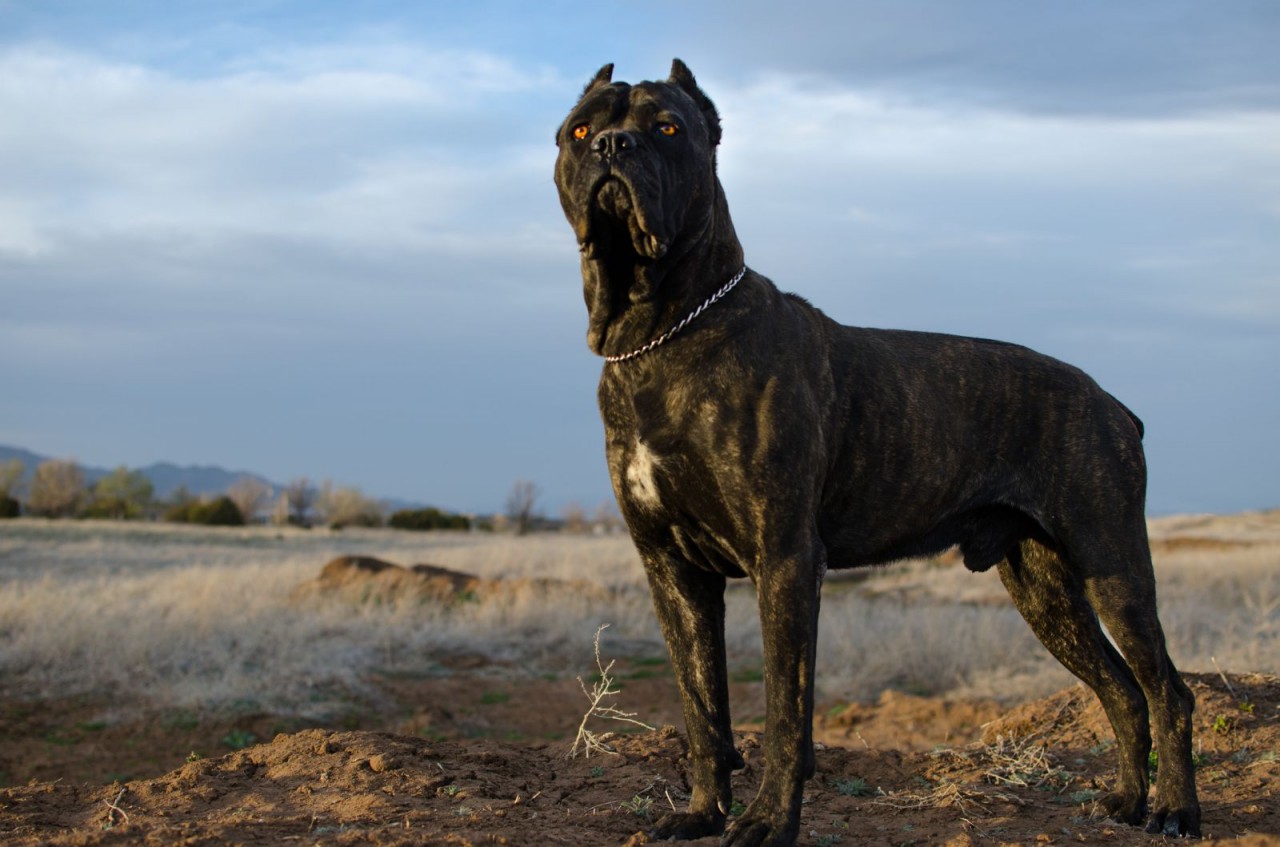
1;512;1277;720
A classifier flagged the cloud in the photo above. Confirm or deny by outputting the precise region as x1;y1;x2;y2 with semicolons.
703;71;1280;335
681;0;1280;117
0;44;563;256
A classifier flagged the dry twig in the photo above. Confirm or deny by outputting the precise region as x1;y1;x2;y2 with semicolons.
1211;655;1238;699
979;734;1076;791
567;624;655;758
871;781;1019;815
102;788;129;827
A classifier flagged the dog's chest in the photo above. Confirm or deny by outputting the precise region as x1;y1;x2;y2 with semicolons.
623;439;664;508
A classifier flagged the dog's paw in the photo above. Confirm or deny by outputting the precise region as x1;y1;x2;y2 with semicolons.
720;808;799;847
1144;804;1202;838
648;810;724;841
1095;790;1147;827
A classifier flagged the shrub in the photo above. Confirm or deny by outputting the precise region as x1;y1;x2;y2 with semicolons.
0;495;19;518
164;500;197;523
196;496;245;526
389;507;470;531
166;496;245;526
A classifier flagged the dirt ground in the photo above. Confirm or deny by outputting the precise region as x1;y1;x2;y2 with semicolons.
2;671;1277;846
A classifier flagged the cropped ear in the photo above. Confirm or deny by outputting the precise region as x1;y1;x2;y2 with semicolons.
668;58;721;146
583;63;614;95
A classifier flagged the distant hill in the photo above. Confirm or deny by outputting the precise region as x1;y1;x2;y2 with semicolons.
0;445;278;500
0;445;435;514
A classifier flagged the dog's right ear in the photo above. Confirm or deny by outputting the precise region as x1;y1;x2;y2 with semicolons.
582;63;614;95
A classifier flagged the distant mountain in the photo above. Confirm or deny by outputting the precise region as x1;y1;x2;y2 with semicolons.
0;445;278;500
0;445;46;476
132;461;280;500
0;444;435;513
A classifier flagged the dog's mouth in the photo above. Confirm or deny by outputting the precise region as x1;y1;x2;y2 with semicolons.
580;175;668;262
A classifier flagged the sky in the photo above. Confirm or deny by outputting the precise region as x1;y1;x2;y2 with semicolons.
1;0;1277;516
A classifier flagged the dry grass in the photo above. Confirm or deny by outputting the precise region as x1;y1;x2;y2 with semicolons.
0;511;1276;717
0;521;656;716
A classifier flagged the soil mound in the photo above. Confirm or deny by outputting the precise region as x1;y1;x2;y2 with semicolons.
291;555;617;607
292;555;485;605
4;673;1277;846
816;688;1006;750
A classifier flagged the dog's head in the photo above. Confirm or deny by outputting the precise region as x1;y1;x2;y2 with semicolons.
555;60;726;354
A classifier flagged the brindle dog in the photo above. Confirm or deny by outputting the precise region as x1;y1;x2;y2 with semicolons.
554;60;1200;847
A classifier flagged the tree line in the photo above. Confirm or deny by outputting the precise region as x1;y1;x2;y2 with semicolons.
0;459;458;530
0;459;624;534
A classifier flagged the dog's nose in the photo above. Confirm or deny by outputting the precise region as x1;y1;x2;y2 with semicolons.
592;129;636;160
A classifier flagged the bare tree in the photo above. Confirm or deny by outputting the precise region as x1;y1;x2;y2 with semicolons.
227;477;271;525
562;501;588;534
506;479;540;536
270;493;291;526
593;500;624;534
285;477;318;526
317;480;385;528
27;459;86;518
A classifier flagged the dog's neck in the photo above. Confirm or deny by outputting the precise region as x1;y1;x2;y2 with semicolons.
583;183;744;361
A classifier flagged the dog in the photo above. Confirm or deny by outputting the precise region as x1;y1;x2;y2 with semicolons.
554;60;1200;846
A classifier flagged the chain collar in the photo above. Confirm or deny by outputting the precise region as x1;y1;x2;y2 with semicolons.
604;266;748;364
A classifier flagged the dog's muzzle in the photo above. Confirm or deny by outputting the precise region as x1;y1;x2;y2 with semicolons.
582;173;668;262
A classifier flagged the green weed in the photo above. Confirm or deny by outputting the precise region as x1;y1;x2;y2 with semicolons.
620;794;653;820
220;729;257;750
834;777;876;797
43;730;75;747
631;656;668;667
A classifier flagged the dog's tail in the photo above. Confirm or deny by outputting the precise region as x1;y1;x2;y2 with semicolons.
1108;393;1145;439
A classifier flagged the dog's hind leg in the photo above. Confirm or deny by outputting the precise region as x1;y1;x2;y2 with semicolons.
1080;546;1200;837
997;539;1153;827
640;548;740;841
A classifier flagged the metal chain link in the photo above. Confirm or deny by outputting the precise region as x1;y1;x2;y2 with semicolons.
604;266;748;364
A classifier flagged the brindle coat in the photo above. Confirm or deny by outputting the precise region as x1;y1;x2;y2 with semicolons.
553;60;1200;847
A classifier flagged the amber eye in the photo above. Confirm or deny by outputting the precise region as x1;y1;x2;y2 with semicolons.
657;123;679;137
572;124;590;141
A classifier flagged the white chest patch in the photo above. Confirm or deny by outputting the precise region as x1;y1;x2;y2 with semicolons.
625;441;663;508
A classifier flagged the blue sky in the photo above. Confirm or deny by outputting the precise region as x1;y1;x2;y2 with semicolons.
1;0;1276;516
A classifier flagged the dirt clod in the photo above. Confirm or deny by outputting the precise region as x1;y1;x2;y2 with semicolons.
368;753;401;773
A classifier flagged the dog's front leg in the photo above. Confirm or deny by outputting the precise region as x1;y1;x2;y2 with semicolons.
642;548;739;841
725;543;823;847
